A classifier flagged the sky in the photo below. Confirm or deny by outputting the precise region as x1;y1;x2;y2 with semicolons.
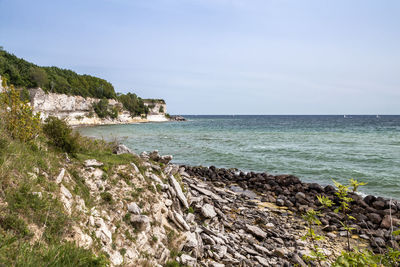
0;0;399;115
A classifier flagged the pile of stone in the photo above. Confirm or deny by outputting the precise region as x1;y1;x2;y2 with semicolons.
183;165;400;252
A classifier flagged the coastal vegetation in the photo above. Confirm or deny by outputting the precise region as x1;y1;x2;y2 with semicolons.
117;93;149;117
0;48;156;118
1;77;399;266
92;99;119;119
0;48;116;99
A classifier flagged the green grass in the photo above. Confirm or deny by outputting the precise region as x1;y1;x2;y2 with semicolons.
0;234;109;266
6;182;70;242
69;168;93;208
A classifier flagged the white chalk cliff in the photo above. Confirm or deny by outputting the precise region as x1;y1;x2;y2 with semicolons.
29;88;169;125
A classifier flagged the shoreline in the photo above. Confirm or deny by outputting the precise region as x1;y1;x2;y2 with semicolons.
178;164;399;252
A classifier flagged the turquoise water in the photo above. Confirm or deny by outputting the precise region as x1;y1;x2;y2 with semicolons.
78;115;400;199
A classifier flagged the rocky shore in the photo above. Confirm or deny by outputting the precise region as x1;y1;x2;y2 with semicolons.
183;165;400;253
34;144;398;266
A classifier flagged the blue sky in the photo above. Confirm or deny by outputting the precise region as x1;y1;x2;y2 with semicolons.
1;0;399;114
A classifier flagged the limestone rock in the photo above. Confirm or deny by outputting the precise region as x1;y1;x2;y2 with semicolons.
113;144;135;155
246;224;267;239
127;202;141;215
84;159;103;167
255;256;269;266
180;254;197;266
130;215;150;231
56;168;65;184
185;231;198;248
201;204;217;218
169;175;189;209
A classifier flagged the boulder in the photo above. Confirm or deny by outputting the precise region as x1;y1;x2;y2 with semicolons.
130;215;150;231
180;254;197;266
246;224;267;239
84;159;103;167
372;200;385;210
113;144;135;155
169;175;189;209
201;204;217;218
55;168;65;184
273;247;288;258
185;232;198;248
127;202;141;215
381;214;400;229
368;213;382;224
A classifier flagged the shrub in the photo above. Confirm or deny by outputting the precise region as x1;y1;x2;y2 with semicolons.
42;116;79;154
92;99;109;118
117;93;148;117
100;192;113;204
0;214;31;237
0;82;41;142
92;99;119;119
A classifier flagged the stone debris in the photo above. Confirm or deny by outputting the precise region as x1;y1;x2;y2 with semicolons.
84;159;103;167
113;144;135;155
52;150;398;267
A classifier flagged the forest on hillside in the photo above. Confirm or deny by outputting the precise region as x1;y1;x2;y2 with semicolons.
0;48;153;117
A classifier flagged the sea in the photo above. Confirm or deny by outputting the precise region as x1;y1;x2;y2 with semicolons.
78;115;400;200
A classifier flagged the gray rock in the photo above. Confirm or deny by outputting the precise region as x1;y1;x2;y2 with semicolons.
373;237;386;247
246;224;267;239
201;204;217;218
202;233;216;246
186;213;195;224
255;256;269;266
185;232;198;248
368;213;382;224
169;175;189;209
265;222;274;229
55;168;65;184
295;191;306;200
160;155;173;164
113;144;134;155
179;254;197;267
273;247;288;258
127;202;141;214
276;198;285;206
360;234;369;240
253;243;271;255
84;159;103;167
130;215;150;231
140;151;149;159
291;253;307;267
60;184;72;199
130;162;140;173
174;212;190;231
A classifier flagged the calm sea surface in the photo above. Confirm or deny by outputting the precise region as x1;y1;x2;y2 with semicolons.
78;115;400;199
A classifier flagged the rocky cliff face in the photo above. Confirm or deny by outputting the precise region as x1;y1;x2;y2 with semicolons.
28;88;168;126
0;75;4;92
143;100;167;115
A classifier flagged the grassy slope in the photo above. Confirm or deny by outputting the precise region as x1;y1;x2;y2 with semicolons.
0;115;140;266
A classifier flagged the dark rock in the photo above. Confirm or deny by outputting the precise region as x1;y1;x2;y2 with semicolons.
364;195;376;205
322;225;337;232
276;199;285;206
291;253;307;267
368;213;382;224
324;185;336;193
308;183;323;192
372;237;386;248
372;200;385;210
381;214;400;229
